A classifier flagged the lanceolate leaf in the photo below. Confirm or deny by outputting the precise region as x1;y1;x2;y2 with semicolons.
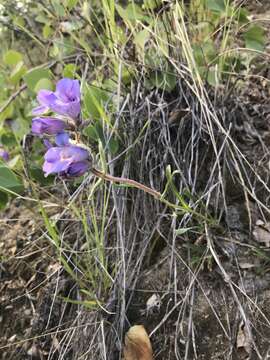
0;164;23;195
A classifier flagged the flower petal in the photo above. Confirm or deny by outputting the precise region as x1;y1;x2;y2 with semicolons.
55;78;80;102
32;105;50;115
32;117;67;135
67;100;80;119
55;132;70;146
43;159;70;177
64;146;89;162
49;99;81;118
37;90;56;107
44;147;62;162
65;161;89;177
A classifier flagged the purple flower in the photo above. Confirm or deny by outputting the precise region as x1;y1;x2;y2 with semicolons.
43;144;89;177
61;161;90;178
0;149;9;161
32;117;67;135
33;78;81;119
55;132;70;146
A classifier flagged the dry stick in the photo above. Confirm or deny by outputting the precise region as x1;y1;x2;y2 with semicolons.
91;167;162;199
0;84;27;114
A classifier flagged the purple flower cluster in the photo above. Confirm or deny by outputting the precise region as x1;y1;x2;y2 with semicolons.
31;78;90;178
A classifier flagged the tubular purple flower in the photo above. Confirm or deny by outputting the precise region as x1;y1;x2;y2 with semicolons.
61;161;90;178
0;149;9;162
42;145;89;177
33;78;81;119
32;117;67;135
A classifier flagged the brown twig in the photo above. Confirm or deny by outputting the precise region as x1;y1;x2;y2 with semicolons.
0;84;27;115
91;167;162;199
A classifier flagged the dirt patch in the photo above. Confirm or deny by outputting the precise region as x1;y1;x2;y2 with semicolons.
0;202;76;359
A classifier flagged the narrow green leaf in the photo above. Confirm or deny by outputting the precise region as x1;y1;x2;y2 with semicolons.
175;227;194;235
60;296;98;309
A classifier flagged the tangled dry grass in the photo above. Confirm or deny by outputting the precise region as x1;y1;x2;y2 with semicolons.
70;65;270;358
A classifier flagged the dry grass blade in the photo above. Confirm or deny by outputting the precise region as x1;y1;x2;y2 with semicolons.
123;325;153;360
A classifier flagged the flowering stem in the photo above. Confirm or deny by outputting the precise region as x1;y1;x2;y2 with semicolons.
91;167;162;199
91;168;215;223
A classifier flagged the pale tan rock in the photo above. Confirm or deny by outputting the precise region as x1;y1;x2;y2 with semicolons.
123;325;153;360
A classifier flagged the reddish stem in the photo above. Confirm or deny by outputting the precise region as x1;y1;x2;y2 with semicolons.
91;167;161;199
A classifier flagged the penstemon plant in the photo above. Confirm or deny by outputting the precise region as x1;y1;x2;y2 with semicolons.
29;77;216;225
29;78;215;225
30;78;162;198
